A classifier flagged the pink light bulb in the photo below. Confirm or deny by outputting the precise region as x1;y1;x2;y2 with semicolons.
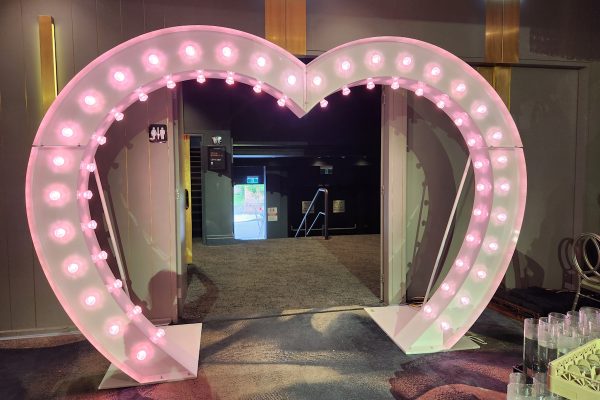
366;80;375;90
341;60;351;71
85;295;96;306
82;190;93;200
287;75;297;85
53;227;67;238
423;305;433;314
225;73;234;85
85;163;96;172
132;305;142;315
473;208;483;216
156;328;165;338
497;155;508;164
49;190;61;201
488;242;499;251
466;234;475;243
402;56;413;66
342;86;351;96
391;80;400;90
136;349;147;361
456;83;466;93
371;53;381;64
499;182;511;192
441;282;450;291
415;87;424;96
84;95;97;106
476;270;487;280
460;296;470;305
53;156;65;167
277;97;286;107
431;66;441;76
221;46;232;58
196;74;206;84
113;71;125;82
114;112;124;121
96;136;106;145
61;127;74;138
477;104;487;114
455;259;465;268
440;321;450;331
138;92;148;102
253;84;262;93
87;220;97;229
320;99;328;108
476;183;486;192
312;76;322;86
492;131;503;141
67;263;79;274
496;212;508;222
454;118;463;127
113;279;122;289
97;251;108;260
184;45;196;57
256;56;266;67
108;324;120;336
166;79;176;89
148;54;159;65
436;100;445;109
467;138;477;147
473;160;484;169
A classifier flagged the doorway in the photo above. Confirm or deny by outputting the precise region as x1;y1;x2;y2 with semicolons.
233;166;267;240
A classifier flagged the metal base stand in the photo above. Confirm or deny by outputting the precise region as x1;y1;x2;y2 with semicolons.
98;323;203;389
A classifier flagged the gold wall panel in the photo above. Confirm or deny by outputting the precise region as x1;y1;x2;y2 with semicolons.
38;15;57;113
485;0;520;63
265;0;306;55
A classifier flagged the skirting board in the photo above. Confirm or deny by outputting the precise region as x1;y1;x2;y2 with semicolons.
365;305;479;353
99;323;202;390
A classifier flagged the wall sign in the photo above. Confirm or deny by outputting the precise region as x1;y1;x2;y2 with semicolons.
267;207;278;222
333;200;346;213
207;146;227;171
149;124;167;143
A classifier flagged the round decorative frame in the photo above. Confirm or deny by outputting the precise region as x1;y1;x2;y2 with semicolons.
26;26;526;382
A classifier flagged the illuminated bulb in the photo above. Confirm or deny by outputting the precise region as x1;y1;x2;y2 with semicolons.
277;97;286;107
138;92;148;102
256;56;266;67
67;263;79;274
225;73;234;85
84;163;96;172
96;136;106;145
441;282;450;292
312;76;322;86
476;270;487;279
497;155;508;164
371;54;381;64
320;99;328;108
476;183;486;192
473;160;483;169
455;259;464;268
83;190;93;200
253;84;262;93
456;83;466;93
436;100;445;109
366;80;375;90
113;279;122;289
84;95;96;106
341;60;351;71
402;56;413;66
156;328;166;338
499;182;511;192
440;321;450;331
488;242;499;251
85;295;96;306
415;87;424;96
342;86;351;96
287;75;297;86
61;127;74;138
431;66;441;76
221;46;232;58
87;220;97;230
196;74;206;84
94;250;108;261
473;208;482;216
148;54;159;65
460;296;470;305
454;118;463;127
467;138;477;147
184;45;196;57
477;104;487;114
423;305;433;314
114;112;124;121
113;71;125;82
108;324;120;336
496;212;508;222
391;80;400;90
49;191;61;201
492;131;503;141
132;305;142;315
466;234;475;243
53;227;67;238
136;350;147;361
166;79;176;89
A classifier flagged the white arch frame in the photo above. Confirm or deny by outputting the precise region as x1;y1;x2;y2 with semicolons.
26;26;526;382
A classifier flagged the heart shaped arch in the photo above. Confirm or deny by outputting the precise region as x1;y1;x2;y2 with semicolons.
26;25;526;382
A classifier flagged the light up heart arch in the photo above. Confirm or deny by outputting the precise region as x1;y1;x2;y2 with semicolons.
26;25;526;382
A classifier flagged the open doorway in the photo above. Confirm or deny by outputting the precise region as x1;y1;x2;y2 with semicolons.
233;166;267;240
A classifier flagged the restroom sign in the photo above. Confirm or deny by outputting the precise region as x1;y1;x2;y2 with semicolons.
149;124;167;143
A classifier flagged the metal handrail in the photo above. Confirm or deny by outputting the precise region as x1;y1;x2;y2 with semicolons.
295;187;329;239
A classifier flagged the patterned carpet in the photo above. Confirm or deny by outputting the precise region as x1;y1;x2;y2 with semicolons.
183;235;382;321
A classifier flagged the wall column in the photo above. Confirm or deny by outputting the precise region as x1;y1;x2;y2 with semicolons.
265;0;306;55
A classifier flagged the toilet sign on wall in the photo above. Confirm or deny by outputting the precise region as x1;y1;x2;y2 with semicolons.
149;124;167;143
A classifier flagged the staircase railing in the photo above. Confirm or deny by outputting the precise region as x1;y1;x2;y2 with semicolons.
294;187;329;239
